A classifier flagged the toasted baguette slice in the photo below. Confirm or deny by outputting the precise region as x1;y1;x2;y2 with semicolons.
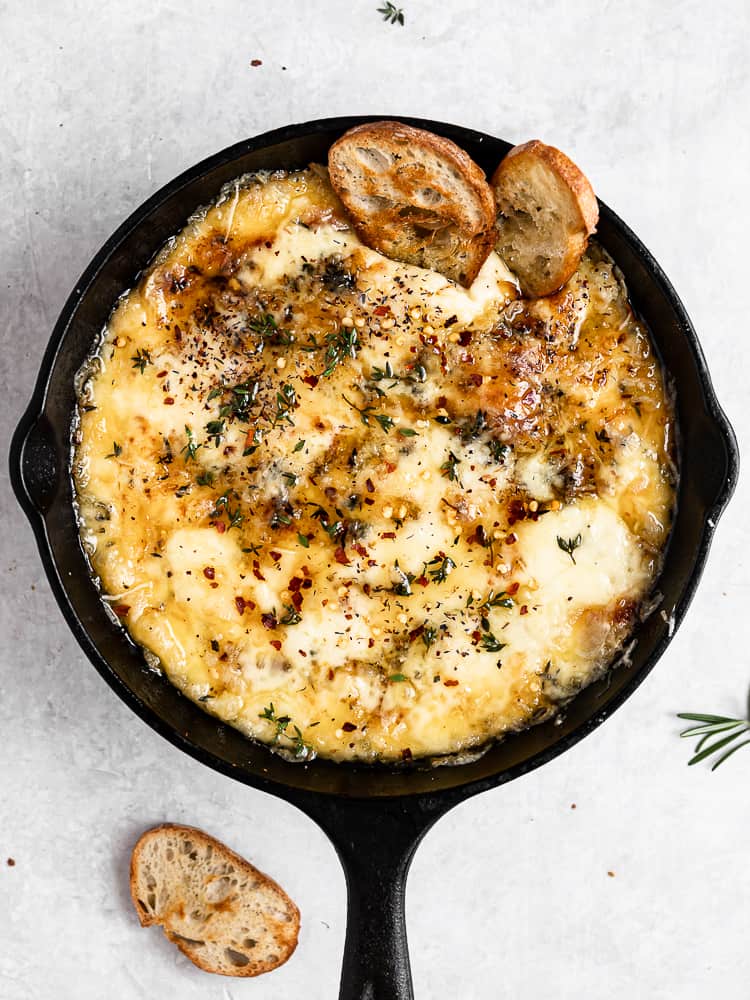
328;121;496;286
130;824;299;977
491;140;598;298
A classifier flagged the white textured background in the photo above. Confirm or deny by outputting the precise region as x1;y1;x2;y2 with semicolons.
2;1;749;997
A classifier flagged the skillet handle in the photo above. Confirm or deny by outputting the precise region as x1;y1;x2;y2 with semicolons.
297;794;452;1000
10;410;60;516
338;826;416;1000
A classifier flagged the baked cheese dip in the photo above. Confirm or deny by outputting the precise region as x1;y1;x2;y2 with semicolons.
73;168;676;764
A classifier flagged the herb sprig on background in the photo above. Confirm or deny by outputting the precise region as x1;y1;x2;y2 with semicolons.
677;713;750;770
378;2;405;25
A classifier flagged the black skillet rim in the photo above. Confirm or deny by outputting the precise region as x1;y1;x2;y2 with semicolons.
9;116;739;805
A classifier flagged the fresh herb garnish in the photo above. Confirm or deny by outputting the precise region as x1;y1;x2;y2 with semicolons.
343;395;394;432
293;439;306;453
321;327;359;377
392;561;415;596
131;348;152;374
106;442;122;459
398;428;418;437
389;673;408;682
181;425;201;462
480;632;507;653
196;470;214;487
422;624;439;649
378;1;405;25
297;532;310;548
279;604;302;626
440;451;461;484
427;555;455;584
481;590;515;610
212;378;261;423
488;439;510;463
211;490;243;529
677;714;750;770
205;418;225;447
370;361;427;390
274;383;297;427
557;534;582;564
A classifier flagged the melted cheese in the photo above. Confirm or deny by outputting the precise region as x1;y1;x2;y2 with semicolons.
73;168;676;763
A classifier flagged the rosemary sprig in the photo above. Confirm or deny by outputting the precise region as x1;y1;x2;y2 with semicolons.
677;713;750;770
378;2;405;25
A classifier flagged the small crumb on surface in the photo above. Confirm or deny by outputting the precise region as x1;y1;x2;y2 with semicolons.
607;870;615;877
7;858;15;867
250;59;262;67
570;803;576;810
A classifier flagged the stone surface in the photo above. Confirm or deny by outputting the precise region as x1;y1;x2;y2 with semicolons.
2;1;749;997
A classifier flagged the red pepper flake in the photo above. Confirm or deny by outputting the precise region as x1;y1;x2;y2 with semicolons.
469;373;483;387
301;578;312;589
300;565;311;577
156;369;168;378
252;560;265;580
374;305;390;316
368;638;375;648
327;668;335;681
443;679;459;687
164;397;175;405
250;58;263;66
353;543;368;559
299;650;307;657
507;582;520;596
520;605;529;616
288;576;303;592
270;639;282;651
363;583;371;596
113;604;130;617
365;478;375;493
235;596;247;615
409;624;425;642
416;575;429;587
261;612;278;629
214;521;226;533
210;582;218;589
458;330;473;346
471;629;481;645
342;722;357;732
203;566;215;580
302;374;319;388
381;531;396;540
269;550;282;563
334;547;350;565
384;461;397;474
291;591;304;612
444;315;458;327
506;533;518;545
364;497;375;505
6;858;15;867
174;325;182;342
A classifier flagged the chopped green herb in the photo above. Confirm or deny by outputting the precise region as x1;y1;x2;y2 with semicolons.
398;427;418;437
557;533;582;564
181;425;201;462
488;439;510;463
343;395;394;433
293;439;306;453
205;418;225;447
321;327;359;378
297;532;310;548
196;470;214;487
440;451;461;484
422;624;438;649
274;383;297;426
389;673;408;682
427;555;455;584
279;604;302;626
131;348;152;374
392;561;415;596
480;632;507;653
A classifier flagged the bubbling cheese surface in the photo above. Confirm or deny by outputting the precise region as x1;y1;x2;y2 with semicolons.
73;169;676;763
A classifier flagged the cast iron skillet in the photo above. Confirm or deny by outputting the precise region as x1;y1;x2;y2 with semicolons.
10;117;738;998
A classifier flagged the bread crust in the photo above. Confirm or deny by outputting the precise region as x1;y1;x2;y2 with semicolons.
329;121;496;286
491;140;599;298
129;823;300;977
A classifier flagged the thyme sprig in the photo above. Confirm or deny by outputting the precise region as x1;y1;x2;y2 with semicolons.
321;327;359;377
677;714;750;770
343;395;394;432
131;348;152;373
259;703;313;758
378;2;405;25
557;534;582;564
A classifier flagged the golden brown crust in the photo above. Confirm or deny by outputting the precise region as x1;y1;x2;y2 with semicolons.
329;121;496;286
129;823;300;977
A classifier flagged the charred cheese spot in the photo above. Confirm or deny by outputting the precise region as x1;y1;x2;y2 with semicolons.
73;168;676;763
